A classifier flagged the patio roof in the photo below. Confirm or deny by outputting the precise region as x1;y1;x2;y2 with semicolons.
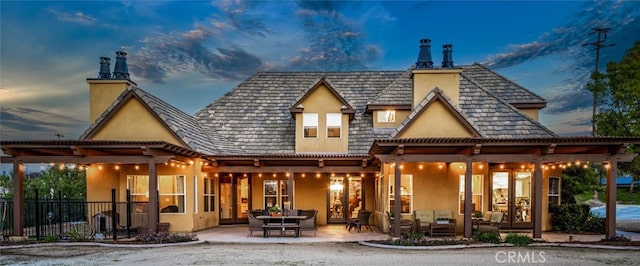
0;140;203;164
369;136;640;163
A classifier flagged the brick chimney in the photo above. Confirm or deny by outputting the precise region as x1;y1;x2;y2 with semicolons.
412;39;462;107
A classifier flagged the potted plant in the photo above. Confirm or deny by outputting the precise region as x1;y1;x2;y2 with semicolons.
472;211;483;219
268;204;281;216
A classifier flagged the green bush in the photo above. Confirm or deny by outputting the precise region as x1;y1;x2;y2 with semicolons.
552;203;604;233
43;235;60;243
65;224;94;241
135;232;198;243
474;231;501;244
504;233;532;246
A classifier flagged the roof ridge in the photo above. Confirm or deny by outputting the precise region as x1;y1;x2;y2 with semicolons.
460;73;558;137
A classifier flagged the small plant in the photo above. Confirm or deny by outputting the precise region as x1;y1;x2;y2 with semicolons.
504;233;532;246
472;211;483;219
43;235;60;243
474;231;501;244
602;234;631;242
135;232;198;244
268;204;281;213
65;224;94;242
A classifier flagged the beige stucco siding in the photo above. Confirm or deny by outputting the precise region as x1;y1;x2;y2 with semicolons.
295;85;349;153
88;98;184;146
398;101;474;138
87;80;131;123
519;108;540;122
412;69;462;106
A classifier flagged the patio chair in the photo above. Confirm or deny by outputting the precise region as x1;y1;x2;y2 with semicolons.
476;211;504;234
347;210;372;232
247;214;264;237
385;211;413;235
299;209;318;236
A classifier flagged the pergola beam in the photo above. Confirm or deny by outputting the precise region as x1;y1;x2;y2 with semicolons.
0;155;174;164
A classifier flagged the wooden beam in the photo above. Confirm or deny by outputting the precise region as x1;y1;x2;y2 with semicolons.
605;160;618;238
71;146;86;156
544;144;556;154
393;159;402;237
533;161;543;239
464;159;472;238
12;162;24;236
207;165;380;173
362;159;368;168
253;159;260;167
148;162;159;233
375;153;637;163
473;144;481;155
318;159;324;168
0;155;174;164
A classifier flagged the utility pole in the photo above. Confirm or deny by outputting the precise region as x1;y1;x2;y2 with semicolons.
582;27;615;136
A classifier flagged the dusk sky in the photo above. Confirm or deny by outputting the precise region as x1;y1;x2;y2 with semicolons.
1;1;639;141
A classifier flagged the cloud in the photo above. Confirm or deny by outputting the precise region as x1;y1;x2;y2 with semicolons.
0;107;87;140
485;1;640;116
285;1;381;71
47;8;96;25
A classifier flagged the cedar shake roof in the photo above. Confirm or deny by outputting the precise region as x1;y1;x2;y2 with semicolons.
80;87;217;154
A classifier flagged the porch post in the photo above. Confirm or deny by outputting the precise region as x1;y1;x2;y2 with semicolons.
148;161;159;233
464;159;472;238
533;160;543;239
605;160;617;238
12;162;24;236
287;171;294;209
393;159;402;237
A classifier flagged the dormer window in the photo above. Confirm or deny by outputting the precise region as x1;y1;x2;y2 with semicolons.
326;113;342;138
377;110;396;123
303;113;318;138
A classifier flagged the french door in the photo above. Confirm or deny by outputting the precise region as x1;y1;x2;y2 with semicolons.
220;174;250;224
491;171;533;229
328;176;362;224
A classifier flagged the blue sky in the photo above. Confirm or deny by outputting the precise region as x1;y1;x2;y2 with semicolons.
1;0;639;141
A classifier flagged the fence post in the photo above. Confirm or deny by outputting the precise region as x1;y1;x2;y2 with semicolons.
126;189;131;238
34;189;40;240
58;191;63;236
111;189;117;241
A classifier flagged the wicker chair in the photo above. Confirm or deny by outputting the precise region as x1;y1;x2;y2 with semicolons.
476;211;504;234
299;209;318;236
247;213;264;236
347;210;372;232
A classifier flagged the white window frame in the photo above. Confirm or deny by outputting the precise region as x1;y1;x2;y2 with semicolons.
326;113;342;138
548;176;561;212
303;113;318;138
388;174;413;215
204;177;216;212
459;174;484;215
127;175;186;214
193;176;198;214
263;180;294;210
377;110;396;123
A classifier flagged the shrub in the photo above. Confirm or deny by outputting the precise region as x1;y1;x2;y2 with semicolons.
552;203;604;233
474;231;501;244
65;224;94;242
602;234;631;242
504;233;532;246
135;232;198;244
43;235;60;243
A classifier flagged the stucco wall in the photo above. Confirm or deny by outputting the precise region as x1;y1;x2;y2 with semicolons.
398;101;474;138
412;69;462;107
295;85;349;153
87;80;130;123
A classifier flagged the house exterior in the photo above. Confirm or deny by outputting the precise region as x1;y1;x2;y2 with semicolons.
2;39;639;238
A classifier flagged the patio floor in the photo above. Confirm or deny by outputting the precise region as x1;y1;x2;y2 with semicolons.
194;224;640;244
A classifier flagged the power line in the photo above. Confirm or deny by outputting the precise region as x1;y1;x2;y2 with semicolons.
582;27;615;136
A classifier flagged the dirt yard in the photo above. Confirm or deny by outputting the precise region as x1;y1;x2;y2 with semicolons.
2;242;640;265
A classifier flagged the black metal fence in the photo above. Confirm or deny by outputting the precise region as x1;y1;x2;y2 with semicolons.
1;189;148;241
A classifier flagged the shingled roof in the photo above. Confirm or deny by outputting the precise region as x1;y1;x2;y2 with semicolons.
80;87;217;154
194;63;556;155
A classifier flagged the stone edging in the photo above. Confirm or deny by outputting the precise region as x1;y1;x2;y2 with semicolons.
359;241;640;251
0;240;206;250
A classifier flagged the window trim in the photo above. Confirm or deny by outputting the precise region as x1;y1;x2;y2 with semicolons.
326;113;342;138
458;174;484;215
388;174;413;215
548;176;561;212
377;110;396;123
204;177;216;212
127;175;186;214
303;113;318;138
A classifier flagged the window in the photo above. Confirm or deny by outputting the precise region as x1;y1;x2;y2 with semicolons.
377;110;396;123
127;175;186;213
303;113;318;138
389;174;413;214
548;176;561;212
204;177;215;212
326;113;342;138
264;180;293;210
459;175;484;215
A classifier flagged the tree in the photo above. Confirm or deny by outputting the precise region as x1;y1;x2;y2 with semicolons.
0;165;86;200
588;41;640;192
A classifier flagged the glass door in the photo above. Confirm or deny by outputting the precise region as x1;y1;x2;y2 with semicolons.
347;177;363;219
328;177;346;223
220;174;250;224
491;171;533;229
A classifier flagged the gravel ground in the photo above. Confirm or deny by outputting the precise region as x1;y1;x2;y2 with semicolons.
2;242;640;266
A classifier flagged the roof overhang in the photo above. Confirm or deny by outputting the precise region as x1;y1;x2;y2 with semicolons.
1;140;202;164
369;137;640;163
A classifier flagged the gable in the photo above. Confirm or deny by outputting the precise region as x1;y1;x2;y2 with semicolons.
300;84;344;111
88;97;184;145
397;100;475;138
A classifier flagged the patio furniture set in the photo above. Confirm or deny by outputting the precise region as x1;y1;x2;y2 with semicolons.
247;209;318;237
